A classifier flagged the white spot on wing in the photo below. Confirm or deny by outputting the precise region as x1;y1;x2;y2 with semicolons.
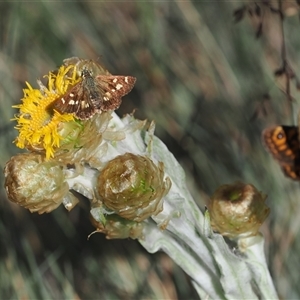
116;83;123;90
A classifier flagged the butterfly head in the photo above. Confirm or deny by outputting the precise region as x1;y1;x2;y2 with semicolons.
64;57;111;77
81;68;93;79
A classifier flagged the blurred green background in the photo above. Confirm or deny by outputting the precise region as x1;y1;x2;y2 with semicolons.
1;1;300;299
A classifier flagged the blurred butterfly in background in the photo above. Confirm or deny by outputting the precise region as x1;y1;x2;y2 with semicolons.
262;125;300;180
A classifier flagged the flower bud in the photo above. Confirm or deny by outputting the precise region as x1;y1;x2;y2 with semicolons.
4;153;69;213
97;153;171;222
209;182;270;239
55;112;111;164
90;214;144;239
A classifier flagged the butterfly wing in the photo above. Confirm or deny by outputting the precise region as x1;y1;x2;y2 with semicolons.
53;78;97;120
262;125;300;180
280;164;300;180
94;75;136;111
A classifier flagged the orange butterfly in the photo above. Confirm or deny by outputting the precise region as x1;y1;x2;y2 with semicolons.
262;125;300;180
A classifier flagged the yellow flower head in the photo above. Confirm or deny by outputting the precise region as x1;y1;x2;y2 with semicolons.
13;64;80;159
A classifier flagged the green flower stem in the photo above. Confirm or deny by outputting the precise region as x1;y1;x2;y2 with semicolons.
140;223;225;299
241;235;278;299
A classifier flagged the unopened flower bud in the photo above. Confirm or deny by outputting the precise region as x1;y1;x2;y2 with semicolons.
97;153;171;222
209;182;270;239
4;153;69;213
90;214;144;239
